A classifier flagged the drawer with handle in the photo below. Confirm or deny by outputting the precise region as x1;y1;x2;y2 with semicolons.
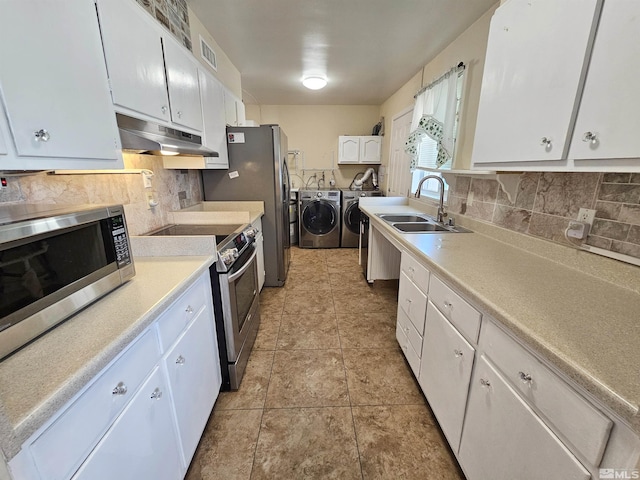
428;275;481;343
400;252;430;293
398;272;428;335
480;319;613;467
156;274;209;351
396;308;422;377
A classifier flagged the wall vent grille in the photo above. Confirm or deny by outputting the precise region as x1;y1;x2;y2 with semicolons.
200;36;217;71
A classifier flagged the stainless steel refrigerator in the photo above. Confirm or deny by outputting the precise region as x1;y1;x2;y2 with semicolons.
202;125;290;287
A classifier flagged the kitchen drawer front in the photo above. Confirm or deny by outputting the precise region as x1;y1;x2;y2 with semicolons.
157;273;209;351
428;275;481;343
398;272;428;335
396;310;421;377
397;307;423;358
400;252;430;293
480;320;613;467
30;328;159;480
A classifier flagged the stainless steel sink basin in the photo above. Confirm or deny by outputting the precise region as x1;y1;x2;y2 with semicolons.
393;223;449;232
374;212;472;234
378;214;430;223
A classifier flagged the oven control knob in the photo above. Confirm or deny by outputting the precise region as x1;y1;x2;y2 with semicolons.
244;227;258;239
220;248;238;265
360;193;366;197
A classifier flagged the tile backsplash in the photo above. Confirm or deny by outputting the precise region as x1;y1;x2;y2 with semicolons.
0;154;203;235
447;172;640;262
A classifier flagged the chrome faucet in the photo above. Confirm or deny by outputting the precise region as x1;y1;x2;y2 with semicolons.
414;175;447;223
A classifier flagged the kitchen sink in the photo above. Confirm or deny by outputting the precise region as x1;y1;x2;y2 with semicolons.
377;214;430;223
375;212;472;234
393;223;450;232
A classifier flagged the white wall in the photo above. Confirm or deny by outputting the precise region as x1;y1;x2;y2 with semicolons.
248;105;381;189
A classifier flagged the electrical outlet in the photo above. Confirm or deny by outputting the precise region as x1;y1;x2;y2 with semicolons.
577;208;596;225
145;192;158;209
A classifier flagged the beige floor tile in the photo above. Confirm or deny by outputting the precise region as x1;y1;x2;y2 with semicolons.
185;409;262;480
287;261;329;275
254;314;281;351
332;288;397;315
337;312;398;349
282;290;335;315
329;270;370;288
352;405;464;480
343;348;425;406
291;247;327;261
284;270;332;291
265;349;349;408
252;407;362;480
277;314;340;349
259;287;286;315
215;350;274;410
326;249;360;273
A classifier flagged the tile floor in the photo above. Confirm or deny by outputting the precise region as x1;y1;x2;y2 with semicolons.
185;247;465;480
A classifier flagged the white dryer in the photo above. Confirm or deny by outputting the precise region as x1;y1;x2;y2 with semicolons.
299;189;341;248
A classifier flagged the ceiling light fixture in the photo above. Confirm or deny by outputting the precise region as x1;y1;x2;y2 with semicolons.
302;76;327;90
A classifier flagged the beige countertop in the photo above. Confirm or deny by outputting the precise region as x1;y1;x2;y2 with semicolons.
170;201;264;225
360;199;640;433
0;255;215;460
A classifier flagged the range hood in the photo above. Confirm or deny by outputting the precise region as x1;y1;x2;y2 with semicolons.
116;113;218;157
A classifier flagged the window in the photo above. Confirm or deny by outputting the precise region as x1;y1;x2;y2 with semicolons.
410;68;464;200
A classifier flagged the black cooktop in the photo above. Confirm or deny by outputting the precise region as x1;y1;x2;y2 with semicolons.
148;224;243;244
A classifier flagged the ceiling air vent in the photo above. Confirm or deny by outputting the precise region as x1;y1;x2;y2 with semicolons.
200;35;217;71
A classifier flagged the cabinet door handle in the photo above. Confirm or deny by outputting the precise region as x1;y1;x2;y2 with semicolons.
480;378;491;388
582;131;598;145
454;349;463;358
150;388;163;400
518;371;532;384
443;300;453;309
176;355;186;365
177;111;183;118
540;137;552;149
34;129;50;142
185;305;194;314
161;105;168;114
112;382;128;396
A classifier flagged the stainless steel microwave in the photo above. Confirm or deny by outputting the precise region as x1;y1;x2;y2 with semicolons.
0;204;135;359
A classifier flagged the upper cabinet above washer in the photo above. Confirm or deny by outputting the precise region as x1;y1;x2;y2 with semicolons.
472;0;640;172
96;0;203;133
338;136;381;164
0;0;122;169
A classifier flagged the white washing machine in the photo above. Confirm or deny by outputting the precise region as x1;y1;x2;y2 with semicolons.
299;189;341;248
341;189;384;247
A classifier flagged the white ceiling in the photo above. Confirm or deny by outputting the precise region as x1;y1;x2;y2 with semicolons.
187;0;497;105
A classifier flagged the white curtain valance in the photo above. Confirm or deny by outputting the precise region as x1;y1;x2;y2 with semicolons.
405;65;461;169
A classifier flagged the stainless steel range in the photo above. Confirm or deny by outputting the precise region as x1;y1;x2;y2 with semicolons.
148;223;260;390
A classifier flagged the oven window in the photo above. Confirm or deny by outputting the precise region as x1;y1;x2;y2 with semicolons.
234;259;257;332
0;223;111;331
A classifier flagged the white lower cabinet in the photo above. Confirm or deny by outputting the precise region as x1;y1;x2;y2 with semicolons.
418;302;475;452
72;367;182;480
12;272;219;480
458;356;590;480
164;307;220;467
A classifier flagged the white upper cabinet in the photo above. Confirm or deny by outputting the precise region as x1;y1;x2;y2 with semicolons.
0;0;121;167
223;89;245;126
163;39;203;132
338;136;381;164
569;1;640;161
97;0;202;133
472;0;600;165
96;0;170;124
199;70;229;168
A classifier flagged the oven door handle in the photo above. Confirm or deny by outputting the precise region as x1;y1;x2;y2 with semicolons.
227;248;258;283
